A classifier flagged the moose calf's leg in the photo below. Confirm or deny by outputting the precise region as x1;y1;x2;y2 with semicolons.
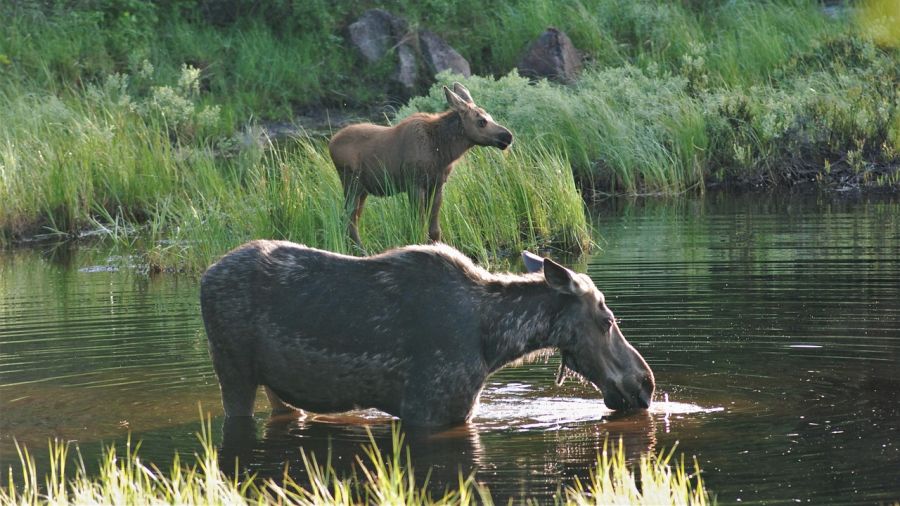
264;386;299;415
347;192;367;249
427;185;445;243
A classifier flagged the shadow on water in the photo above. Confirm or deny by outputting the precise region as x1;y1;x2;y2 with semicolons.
2;191;899;503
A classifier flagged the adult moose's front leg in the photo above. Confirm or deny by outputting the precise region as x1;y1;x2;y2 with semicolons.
400;365;483;426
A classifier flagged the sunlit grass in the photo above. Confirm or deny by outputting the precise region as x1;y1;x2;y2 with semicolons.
855;0;900;49
565;440;709;506
134;137;589;271
0;417;710;506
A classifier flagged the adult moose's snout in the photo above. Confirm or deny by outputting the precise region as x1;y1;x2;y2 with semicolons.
599;323;655;411
602;372;654;411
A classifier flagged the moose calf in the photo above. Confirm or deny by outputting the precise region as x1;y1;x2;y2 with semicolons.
329;83;513;247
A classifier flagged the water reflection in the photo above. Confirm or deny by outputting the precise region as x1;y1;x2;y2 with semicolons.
219;413;483;498
2;192;899;503
212;385;725;502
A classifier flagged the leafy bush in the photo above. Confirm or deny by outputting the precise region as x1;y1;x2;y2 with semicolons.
401;69;708;193
400;25;898;192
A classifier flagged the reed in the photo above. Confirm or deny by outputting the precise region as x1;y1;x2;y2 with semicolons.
0;417;710;506
565;440;710;506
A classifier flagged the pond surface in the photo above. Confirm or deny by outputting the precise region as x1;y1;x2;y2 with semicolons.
2;192;899;504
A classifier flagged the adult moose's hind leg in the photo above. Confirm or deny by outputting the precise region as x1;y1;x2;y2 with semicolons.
264;386;300;415
208;340;259;417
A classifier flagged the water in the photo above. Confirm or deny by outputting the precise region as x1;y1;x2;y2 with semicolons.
1;192;899;503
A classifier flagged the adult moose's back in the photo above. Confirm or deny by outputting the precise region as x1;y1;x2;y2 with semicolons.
328;83;513;247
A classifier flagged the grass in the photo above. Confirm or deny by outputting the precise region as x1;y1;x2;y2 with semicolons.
0;65;590;268
0;416;711;505
405;29;898;192
0;1;853;108
1;0;898;262
155;138;589;270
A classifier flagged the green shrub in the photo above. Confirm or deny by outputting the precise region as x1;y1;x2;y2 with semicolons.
402;70;708;193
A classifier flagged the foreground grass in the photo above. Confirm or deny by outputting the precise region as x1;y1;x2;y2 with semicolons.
1;420;710;505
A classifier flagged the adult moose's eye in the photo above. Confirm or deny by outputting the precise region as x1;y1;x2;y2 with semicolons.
477;118;487;128
598;316;614;331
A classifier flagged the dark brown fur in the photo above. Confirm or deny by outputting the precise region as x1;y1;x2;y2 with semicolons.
200;240;654;427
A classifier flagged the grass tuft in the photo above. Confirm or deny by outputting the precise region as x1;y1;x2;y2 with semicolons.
0;416;710;505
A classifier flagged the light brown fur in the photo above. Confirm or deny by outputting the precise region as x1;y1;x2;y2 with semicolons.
329;82;513;247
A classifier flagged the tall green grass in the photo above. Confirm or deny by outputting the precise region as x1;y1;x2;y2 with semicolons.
0;1;859;116
404;70;710;193
0;81;182;237
0;63;589;269
2;0;897;251
147;136;589;271
405;32;898;193
0;418;710;505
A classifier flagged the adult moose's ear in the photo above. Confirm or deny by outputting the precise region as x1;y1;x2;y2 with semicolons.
444;86;469;112
543;258;587;296
452;82;475;104
522;250;545;273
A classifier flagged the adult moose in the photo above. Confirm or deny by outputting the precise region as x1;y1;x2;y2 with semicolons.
200;240;654;427
328;83;513;247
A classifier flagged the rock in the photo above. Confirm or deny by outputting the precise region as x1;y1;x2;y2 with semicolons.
517;27;582;83
348;9;418;93
346;9;473;95
348;9;408;63
419;30;471;77
395;41;418;90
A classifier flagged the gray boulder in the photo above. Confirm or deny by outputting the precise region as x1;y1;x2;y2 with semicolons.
395;38;419;91
419;30;471;77
348;9;409;63
517;27;582;83
346;9;473;95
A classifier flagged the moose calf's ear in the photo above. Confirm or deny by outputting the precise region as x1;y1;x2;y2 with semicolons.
543;258;584;296
444;86;468;112
452;82;475;104
522;250;545;273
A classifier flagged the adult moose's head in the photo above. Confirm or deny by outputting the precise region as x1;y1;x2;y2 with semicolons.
523;251;655;410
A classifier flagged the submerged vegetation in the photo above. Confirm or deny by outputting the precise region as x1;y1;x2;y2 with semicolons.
1;0;899;261
0;419;710;505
